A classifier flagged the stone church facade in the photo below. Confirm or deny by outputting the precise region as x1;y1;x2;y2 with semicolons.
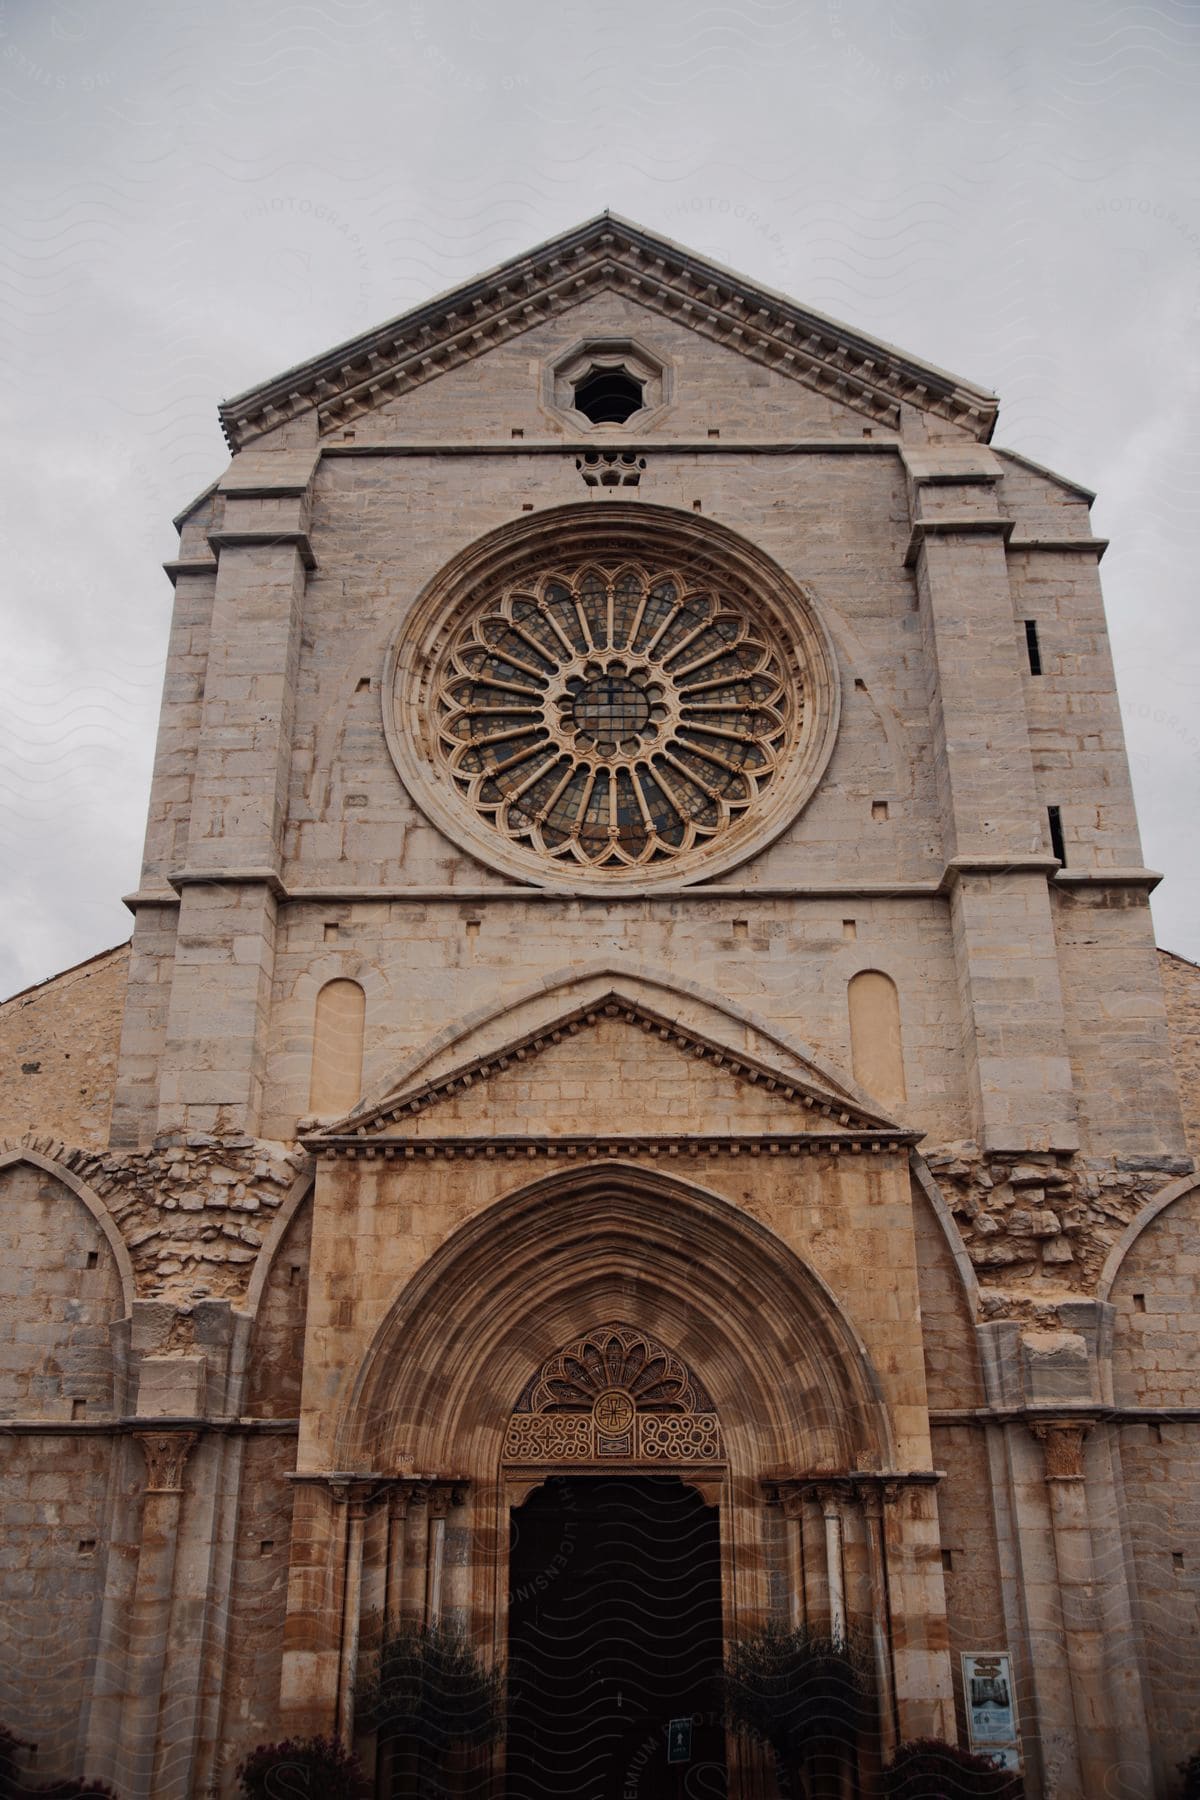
2;213;1198;1798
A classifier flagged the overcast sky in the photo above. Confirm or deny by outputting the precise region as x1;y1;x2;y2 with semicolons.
1;0;1198;997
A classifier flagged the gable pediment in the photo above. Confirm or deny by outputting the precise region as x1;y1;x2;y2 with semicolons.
219;212;997;451
305;993;911;1155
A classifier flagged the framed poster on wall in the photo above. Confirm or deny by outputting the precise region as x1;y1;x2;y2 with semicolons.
961;1651;1021;1769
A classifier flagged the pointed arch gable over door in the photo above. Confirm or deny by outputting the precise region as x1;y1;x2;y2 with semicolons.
337;1163;893;1481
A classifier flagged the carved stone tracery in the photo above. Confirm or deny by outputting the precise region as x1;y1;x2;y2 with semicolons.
386;507;842;894
505;1322;723;1465
434;559;798;871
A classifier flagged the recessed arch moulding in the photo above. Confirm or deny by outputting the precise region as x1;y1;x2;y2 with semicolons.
295;1156;939;1493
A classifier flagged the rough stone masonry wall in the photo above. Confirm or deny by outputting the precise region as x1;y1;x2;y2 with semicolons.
0;1436;118;1777
2;946;1198;1313
0;1136;307;1304
1160;948;1200;1161
0;944;129;1148
1109;1180;1200;1779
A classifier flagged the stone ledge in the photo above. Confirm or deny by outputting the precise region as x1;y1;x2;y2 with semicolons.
0;1416;299;1434
904;516;1014;567
940;854;1061;891
309;1131;919;1160
166;867;286;898
1053;866;1162;889
206;527;315;570
931;1405;1200;1426
161;557;218;586
1007;535;1108;558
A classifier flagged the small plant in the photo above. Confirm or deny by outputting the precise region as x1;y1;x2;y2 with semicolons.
235;1736;366;1800
1179;1747;1200;1800
357;1619;502;1797
720;1622;873;1779
884;1737;1023;1800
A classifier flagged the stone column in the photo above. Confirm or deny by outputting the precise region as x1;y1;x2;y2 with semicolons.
119;1430;198;1800
780;1488;809;1631
426;1496;448;1624
818;1487;847;1644
1030;1420;1113;1798
402;1487;430;1622
384;1484;414;1635
440;1486;472;1630
279;1479;348;1739
336;1484;371;1742
858;1484;899;1764
879;1479;956;1742
903;446;1078;1154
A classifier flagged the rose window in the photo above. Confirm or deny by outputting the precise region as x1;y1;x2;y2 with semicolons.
434;562;797;869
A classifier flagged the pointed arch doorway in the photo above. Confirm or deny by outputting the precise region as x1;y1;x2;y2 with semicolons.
507;1475;726;1800
502;1324;728;1799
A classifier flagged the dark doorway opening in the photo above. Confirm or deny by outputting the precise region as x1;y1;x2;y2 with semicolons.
507;1475;726;1799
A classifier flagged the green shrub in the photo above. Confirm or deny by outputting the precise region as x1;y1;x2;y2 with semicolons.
884;1737;1023;1799
356;1620;501;1796
720;1622;873;1772
234;1736;366;1799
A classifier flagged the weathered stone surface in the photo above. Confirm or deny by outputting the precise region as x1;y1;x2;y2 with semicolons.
2;218;1199;1797
0;944;128;1146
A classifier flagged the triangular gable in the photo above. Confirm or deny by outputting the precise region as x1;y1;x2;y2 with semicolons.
307;993;908;1152
219;212;998;452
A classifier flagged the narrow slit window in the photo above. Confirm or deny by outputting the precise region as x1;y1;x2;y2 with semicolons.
1048;805;1066;866
1024;619;1042;674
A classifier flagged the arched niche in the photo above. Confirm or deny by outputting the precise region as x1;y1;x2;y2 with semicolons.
1105;1180;1200;1410
848;968;907;1108
243;1186;313;1420
909;1160;982;1411
308;978;365;1116
0;1152;131;1420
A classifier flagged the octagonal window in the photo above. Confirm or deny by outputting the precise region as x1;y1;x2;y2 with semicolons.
573;365;645;425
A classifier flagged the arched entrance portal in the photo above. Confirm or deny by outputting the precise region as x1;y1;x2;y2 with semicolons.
502;1325;728;1796
294;1169;955;1788
508;1477;725;1800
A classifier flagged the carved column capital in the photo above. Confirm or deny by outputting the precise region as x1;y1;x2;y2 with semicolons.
1030;1418;1092;1481
426;1480;468;1517
135;1429;198;1494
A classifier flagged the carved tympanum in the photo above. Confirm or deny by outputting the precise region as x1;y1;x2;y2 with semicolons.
505;1323;723;1465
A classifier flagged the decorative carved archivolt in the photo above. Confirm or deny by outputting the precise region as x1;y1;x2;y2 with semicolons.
506;1322;723;1466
